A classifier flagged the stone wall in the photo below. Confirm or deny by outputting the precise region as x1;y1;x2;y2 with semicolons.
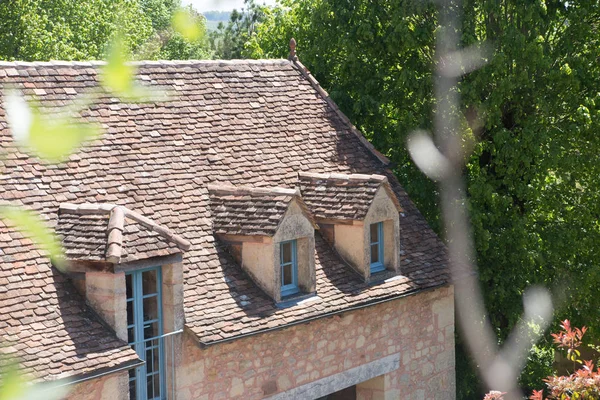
177;285;455;400
65;371;129;400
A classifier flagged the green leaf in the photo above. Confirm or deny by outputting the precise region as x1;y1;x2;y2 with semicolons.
4;91;100;163
28;112;100;163
0;206;65;270
100;35;161;102
0;362;70;400
0;365;26;400
101;36;135;95
172;8;203;42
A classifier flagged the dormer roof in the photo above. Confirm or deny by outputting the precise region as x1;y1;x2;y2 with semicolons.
207;185;318;237
56;203;190;264
298;172;403;222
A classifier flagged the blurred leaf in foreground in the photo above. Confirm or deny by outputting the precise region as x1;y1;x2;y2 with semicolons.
172;7;204;42
4;91;100;163
0;207;65;270
0;362;69;400
101;35;135;95
101;35;162;101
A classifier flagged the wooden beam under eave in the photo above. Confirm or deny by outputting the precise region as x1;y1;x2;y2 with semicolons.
62;259;114;273
115;253;183;273
314;218;364;226
216;233;272;244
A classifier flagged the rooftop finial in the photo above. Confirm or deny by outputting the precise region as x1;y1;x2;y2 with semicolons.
288;38;297;61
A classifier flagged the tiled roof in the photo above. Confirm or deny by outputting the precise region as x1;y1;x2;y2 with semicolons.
56;213;110;262
0;218;140;382
56;203;190;264
298;172;403;221
208;185;317;236
0;59;449;378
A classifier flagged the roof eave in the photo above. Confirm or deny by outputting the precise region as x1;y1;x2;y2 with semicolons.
192;280;451;348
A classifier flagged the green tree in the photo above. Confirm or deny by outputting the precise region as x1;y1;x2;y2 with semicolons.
141;0;179;31
136;4;211;60
249;0;600;397
461;0;600;336
0;0;153;61
208;0;268;59
0;0;211;61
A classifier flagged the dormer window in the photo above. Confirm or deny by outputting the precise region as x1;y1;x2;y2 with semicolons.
369;222;385;273
55;203;190;400
208;185;318;303
280;240;299;297
299;172;403;282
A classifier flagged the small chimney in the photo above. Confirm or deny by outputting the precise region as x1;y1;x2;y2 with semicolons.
288;38;297;61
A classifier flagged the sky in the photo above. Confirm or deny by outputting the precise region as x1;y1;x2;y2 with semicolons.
183;0;278;12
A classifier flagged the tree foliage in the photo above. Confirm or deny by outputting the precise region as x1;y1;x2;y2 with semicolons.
207;0;268;59
0;0;153;60
249;0;600;397
461;0;600;335
0;0;210;61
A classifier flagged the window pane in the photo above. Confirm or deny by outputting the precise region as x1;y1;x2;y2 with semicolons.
371;244;379;263
128;369;136;399
142;269;158;296
128;327;135;344
283;264;292;285
144;322;159;339
154;374;161;398
147;373;160;399
146;342;160;374
126;274;133;299
146;346;155;373
147;373;156;399
370;223;379;243
281;242;292;264
127;300;134;325
143;296;158;322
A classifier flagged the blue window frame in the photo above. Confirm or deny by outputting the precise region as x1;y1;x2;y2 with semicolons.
126;267;165;400
370;222;385;273
280;240;299;297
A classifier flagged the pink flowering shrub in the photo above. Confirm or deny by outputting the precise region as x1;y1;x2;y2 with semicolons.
483;390;506;400
484;320;600;400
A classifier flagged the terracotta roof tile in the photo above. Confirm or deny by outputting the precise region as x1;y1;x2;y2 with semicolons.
208;185;316;236
298;171;402;221
0;60;449;378
56;203;189;264
55;213;109;261
0;220;140;382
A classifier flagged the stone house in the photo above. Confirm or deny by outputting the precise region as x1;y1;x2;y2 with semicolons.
0;50;455;399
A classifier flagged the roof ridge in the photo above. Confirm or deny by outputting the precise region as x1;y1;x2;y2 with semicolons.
123;207;191;251
0;59;292;68
298;171;388;183
106;206;125;263
289;59;390;166
207;184;300;197
58;203;191;258
59;202;118;214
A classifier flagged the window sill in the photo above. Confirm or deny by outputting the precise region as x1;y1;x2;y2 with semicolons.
276;292;319;309
368;269;397;284
370;262;385;274
281;287;299;298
